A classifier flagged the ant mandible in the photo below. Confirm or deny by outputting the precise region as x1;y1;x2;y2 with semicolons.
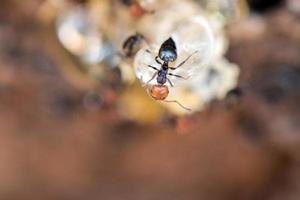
144;37;199;111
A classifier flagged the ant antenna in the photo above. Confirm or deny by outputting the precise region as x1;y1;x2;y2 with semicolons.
163;100;192;111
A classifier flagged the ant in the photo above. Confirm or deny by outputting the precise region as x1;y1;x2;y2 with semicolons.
144;37;199;111
121;33;146;58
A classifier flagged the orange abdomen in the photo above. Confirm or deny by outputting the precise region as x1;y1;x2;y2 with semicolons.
150;85;169;100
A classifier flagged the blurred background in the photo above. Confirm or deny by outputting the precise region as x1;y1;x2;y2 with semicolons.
1;0;300;199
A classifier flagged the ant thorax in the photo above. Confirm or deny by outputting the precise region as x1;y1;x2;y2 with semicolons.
156;64;168;84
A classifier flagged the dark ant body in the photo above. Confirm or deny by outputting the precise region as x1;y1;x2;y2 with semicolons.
145;37;198;111
122;33;145;58
158;37;177;62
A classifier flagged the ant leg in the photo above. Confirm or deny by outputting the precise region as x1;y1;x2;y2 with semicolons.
163;100;192;111
168;73;190;80
155;56;162;65
167;78;174;87
147;65;159;71
170;50;199;70
142;72;157;87
145;48;154;54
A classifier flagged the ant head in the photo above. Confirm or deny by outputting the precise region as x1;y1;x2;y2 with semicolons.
159;38;177;62
150;84;169;100
159;50;177;62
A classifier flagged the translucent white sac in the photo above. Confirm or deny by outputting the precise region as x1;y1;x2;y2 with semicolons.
179;58;240;103
135;0;229;61
56;7;110;64
197;0;249;23
205;14;229;61
136;0;204;43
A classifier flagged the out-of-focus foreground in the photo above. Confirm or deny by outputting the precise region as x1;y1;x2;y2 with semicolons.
0;0;300;199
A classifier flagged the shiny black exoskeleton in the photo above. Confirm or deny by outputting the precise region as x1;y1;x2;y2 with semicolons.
122;33;145;58
146;37;198;86
153;38;179;85
156;63;169;84
158;37;177;62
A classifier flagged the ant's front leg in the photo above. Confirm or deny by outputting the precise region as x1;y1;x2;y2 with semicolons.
155;56;162;65
147;65;159;71
168;72;189;80
169;50;199;70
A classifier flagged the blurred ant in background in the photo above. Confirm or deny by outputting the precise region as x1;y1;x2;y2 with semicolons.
121;33;147;58
144;37;199;111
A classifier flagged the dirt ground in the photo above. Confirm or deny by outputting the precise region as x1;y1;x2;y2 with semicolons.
0;0;300;200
